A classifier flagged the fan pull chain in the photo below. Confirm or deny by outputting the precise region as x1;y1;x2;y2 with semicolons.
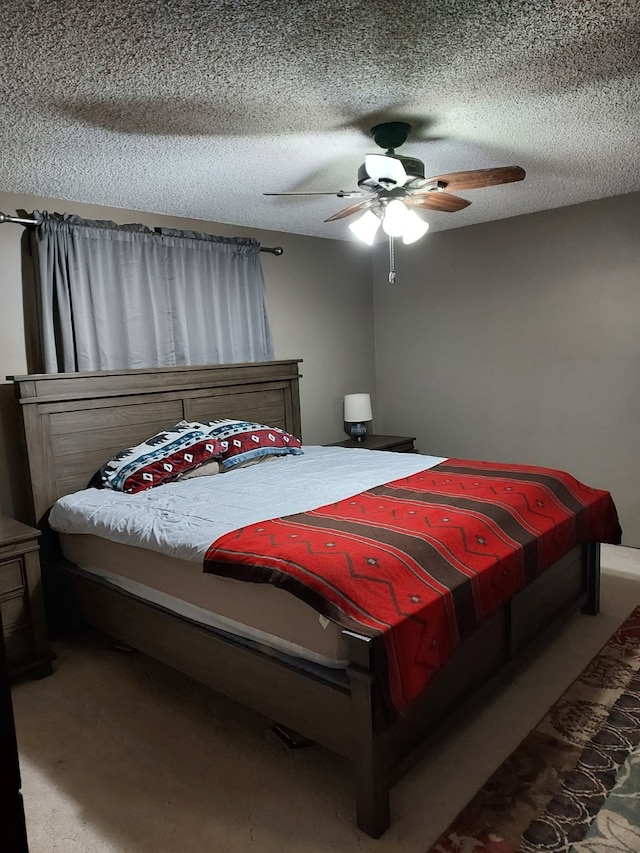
388;235;396;284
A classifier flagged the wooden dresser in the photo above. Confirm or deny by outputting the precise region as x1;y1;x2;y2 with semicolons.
0;517;52;680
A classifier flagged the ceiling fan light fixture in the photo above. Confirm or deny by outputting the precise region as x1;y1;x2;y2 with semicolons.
401;210;430;244
381;199;411;237
364;154;407;187
349;209;382;245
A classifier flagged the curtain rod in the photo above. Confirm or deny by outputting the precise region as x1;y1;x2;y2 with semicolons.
0;212;284;255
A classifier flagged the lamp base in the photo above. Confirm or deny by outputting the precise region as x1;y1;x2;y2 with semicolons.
347;422;368;442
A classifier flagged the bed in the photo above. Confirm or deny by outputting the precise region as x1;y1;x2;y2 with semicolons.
12;359;620;837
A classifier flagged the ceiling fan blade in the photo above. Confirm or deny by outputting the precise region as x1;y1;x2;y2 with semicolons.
324;199;375;222
365;153;408;187
406;192;471;212
420;166;526;192
264;190;362;198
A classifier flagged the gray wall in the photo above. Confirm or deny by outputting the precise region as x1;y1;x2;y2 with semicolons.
3;189;638;546
0;191;375;520
373;191;640;546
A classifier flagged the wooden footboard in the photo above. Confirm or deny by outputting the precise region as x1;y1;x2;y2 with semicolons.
346;540;599;836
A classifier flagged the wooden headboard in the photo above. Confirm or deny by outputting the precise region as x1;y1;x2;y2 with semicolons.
11;360;302;524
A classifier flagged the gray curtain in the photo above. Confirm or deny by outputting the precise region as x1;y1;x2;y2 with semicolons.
29;212;274;372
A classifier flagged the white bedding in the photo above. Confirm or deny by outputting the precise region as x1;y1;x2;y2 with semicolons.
49;445;446;563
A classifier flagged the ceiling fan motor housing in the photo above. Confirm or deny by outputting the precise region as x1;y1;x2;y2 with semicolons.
357;154;426;189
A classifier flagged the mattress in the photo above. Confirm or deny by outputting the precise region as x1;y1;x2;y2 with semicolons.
51;445;446;668
58;533;357;667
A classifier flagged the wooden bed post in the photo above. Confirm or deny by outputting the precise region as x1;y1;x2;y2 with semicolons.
582;541;601;616
344;630;390;838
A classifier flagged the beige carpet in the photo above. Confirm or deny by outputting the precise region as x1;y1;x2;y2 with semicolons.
12;544;640;853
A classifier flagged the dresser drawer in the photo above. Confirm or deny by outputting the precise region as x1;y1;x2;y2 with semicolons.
1;596;28;633
0;559;24;596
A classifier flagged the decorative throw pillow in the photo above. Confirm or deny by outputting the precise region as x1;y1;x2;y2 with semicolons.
203;419;303;469
91;421;224;493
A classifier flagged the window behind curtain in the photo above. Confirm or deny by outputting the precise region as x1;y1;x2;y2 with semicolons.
29;213;274;373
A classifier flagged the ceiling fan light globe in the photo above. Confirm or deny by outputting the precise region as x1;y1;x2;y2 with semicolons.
381;199;411;237
349;209;381;245
401;211;430;244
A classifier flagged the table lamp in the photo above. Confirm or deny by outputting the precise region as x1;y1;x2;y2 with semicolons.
344;393;373;441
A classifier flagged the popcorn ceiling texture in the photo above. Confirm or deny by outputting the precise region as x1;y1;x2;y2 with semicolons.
1;0;639;239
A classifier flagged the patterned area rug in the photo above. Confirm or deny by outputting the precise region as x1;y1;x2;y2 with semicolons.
427;606;640;853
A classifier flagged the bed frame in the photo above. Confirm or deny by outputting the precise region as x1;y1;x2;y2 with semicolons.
12;360;600;838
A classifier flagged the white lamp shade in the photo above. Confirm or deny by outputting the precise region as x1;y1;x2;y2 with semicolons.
344;393;373;422
381;199;410;237
349;209;381;245
401;209;430;244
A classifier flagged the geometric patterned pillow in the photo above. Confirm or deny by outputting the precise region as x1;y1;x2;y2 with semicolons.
91;421;224;493
203;419;303;470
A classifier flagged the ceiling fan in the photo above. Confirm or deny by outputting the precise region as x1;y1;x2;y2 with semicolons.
265;121;525;246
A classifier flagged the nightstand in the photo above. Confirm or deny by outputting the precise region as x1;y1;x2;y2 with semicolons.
328;434;416;453
0;517;52;680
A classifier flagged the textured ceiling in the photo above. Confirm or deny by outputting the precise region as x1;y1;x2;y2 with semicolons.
1;1;639;241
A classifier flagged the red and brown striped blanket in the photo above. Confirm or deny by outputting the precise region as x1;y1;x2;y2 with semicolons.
203;458;621;717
